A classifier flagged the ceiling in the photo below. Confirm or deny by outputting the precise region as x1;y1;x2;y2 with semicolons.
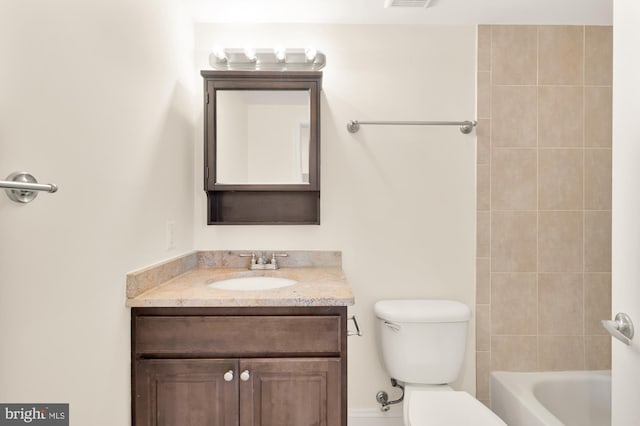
187;0;613;25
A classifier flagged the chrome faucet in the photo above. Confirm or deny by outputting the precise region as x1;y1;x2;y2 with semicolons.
239;252;288;270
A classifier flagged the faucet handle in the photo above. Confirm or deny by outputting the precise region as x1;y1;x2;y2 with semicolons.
238;252;257;264
270;252;288;261
270;252;288;268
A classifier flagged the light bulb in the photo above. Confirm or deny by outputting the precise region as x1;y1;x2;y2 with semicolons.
212;46;227;62
274;46;286;63
244;47;257;62
304;46;317;62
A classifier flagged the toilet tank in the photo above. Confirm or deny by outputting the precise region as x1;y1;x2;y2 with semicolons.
374;299;471;384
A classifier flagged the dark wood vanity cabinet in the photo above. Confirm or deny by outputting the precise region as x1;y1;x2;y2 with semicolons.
132;307;346;426
135;359;238;426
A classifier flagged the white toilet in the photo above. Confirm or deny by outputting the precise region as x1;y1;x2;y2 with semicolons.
374;299;506;426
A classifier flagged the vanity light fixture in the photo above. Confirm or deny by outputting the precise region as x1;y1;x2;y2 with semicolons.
209;46;326;71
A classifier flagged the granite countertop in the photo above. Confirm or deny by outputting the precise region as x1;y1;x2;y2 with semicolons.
125;251;354;308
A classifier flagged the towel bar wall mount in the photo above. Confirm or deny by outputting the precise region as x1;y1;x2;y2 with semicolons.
0;172;58;204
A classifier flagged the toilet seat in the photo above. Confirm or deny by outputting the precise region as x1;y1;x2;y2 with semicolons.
408;391;506;426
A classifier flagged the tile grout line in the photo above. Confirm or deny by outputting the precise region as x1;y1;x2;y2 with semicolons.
536;24;541;372
475;23;482;400
487;24;493;406
582;24;588;370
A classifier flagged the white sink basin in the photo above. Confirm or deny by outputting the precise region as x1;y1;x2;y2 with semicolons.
208;276;298;291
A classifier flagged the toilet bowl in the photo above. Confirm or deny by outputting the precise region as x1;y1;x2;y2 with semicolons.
374;299;505;426
407;389;505;426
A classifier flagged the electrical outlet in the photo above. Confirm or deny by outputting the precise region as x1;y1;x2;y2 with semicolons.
166;220;176;250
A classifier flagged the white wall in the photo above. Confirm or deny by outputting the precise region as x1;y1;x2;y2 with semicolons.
0;1;195;424
194;23;477;412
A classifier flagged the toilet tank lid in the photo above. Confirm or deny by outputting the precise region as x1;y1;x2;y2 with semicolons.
374;299;471;323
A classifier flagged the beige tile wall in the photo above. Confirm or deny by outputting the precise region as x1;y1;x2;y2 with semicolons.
476;25;612;407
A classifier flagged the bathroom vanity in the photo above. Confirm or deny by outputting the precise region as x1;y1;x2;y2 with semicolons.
127;251;354;426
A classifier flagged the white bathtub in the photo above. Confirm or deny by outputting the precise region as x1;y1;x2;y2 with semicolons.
491;370;611;426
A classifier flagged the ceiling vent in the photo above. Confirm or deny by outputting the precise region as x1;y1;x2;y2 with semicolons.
384;0;433;7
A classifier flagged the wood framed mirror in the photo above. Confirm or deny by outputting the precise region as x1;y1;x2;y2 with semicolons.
202;71;322;225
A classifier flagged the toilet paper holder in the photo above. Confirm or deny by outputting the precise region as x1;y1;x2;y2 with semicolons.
348;315;363;337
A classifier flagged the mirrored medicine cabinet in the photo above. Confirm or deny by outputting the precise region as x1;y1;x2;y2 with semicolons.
201;70;322;225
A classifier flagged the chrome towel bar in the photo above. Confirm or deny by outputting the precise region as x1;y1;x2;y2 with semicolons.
1;172;58;203
346;120;477;134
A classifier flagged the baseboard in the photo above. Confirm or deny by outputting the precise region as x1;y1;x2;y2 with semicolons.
348;408;403;426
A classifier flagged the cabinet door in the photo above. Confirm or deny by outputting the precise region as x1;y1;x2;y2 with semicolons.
239;358;341;426
135;359;238;426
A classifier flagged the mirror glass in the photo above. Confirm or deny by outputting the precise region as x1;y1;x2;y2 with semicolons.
216;90;311;185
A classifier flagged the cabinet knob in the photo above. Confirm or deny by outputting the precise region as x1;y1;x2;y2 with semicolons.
240;370;250;381
223;370;234;382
